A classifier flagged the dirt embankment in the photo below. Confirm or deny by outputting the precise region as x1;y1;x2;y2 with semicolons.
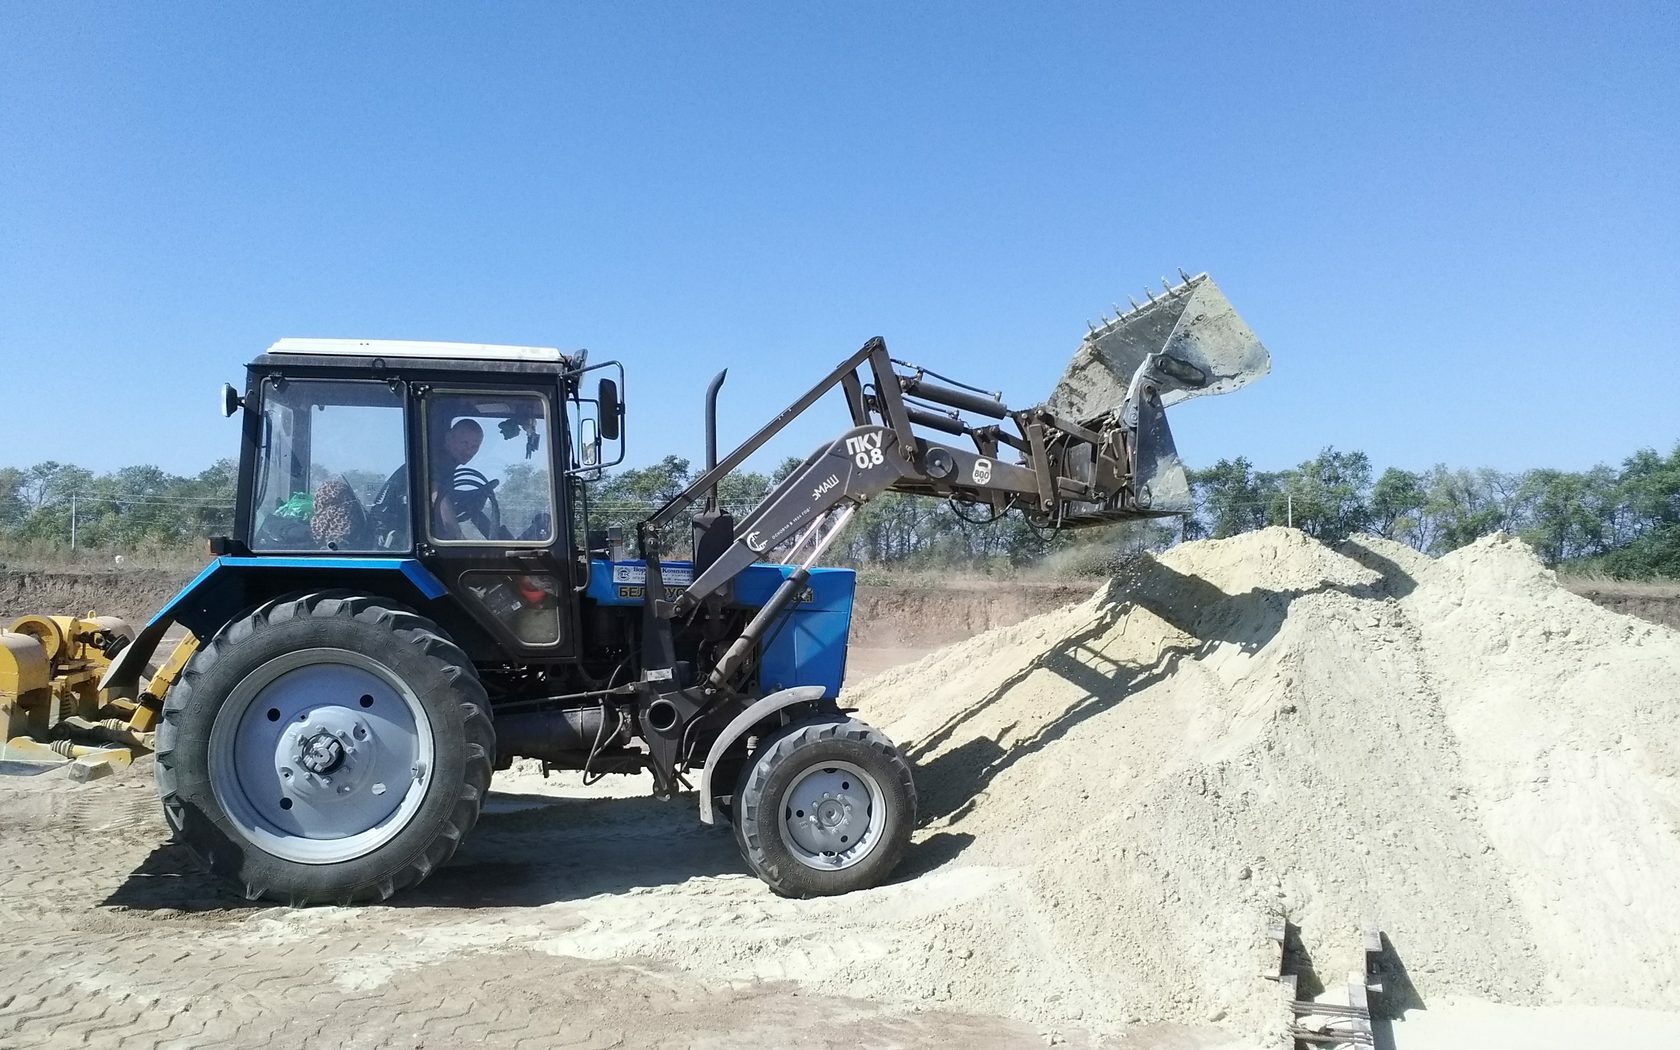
0;568;1084;634
1561;586;1680;631
1;564;1674;642
850;582;1091;647
0;568;193;625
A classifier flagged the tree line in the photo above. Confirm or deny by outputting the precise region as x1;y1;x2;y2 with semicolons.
3;443;1677;578
0;460;238;554
1185;446;1680;578
580;443;1680;578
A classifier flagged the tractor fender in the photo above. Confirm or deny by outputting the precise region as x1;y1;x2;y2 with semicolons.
696;685;827;825
100;557;448;695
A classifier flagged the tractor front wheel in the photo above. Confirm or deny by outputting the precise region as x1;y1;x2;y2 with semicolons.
732;717;915;898
156;593;494;905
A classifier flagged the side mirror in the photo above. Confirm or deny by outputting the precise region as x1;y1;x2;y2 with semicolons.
597;379;621;441
220;383;244;418
580;418;601;467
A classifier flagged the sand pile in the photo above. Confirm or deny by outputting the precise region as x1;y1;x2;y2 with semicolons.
836;528;1680;1037
493;528;1679;1044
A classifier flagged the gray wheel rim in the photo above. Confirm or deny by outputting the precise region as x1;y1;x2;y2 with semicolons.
207;648;434;865
777;759;886;872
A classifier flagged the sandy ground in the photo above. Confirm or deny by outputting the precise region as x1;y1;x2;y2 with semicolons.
0;763;1040;1049
8;757;1677;1050
1381;999;1680;1049
0;755;1252;1050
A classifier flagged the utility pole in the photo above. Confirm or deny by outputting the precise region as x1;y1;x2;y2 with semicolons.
1286;490;1293;529
70;493;78;551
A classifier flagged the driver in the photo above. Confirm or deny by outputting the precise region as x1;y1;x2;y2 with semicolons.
431;418;484;539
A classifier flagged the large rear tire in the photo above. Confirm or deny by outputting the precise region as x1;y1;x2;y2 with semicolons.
732;717;915;898
156;592;494;905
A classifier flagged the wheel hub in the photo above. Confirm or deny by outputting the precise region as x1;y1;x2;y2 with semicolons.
778;761;886;871
298;732;346;775
275;705;386;801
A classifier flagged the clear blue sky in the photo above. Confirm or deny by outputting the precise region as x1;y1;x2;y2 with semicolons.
3;2;1676;480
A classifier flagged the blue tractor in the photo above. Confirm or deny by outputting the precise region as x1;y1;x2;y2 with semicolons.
97;273;1268;904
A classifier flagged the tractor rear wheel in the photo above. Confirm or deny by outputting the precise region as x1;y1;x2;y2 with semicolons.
732;717;915;897
156;593;494;905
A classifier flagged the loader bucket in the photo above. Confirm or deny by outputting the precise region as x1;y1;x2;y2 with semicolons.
1043;272;1271;425
1043;273;1270;518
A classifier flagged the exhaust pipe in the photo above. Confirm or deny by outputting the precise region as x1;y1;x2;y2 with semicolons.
704;369;727;512
693;369;736;577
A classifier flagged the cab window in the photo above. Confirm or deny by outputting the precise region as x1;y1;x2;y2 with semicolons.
424;392;555;545
250;380;410;552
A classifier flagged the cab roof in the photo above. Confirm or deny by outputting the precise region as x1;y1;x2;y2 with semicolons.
266;338;583;368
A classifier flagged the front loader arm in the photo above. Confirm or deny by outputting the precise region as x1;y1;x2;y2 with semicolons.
634;273;1270;690
673;424;916;616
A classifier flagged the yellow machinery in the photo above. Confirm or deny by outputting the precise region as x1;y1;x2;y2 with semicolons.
0;613;194;780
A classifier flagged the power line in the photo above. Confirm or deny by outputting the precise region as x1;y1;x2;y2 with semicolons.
62;492;236;507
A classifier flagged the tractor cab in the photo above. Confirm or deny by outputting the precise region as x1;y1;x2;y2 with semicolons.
225;339;623;663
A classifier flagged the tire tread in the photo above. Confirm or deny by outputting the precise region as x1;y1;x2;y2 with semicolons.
732;716;915;898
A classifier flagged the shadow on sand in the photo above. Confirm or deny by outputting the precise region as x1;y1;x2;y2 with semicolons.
909;545;1417;825
103;790;747;912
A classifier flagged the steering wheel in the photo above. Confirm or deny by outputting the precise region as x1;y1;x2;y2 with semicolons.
366;466;409;547
447;467;502;537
